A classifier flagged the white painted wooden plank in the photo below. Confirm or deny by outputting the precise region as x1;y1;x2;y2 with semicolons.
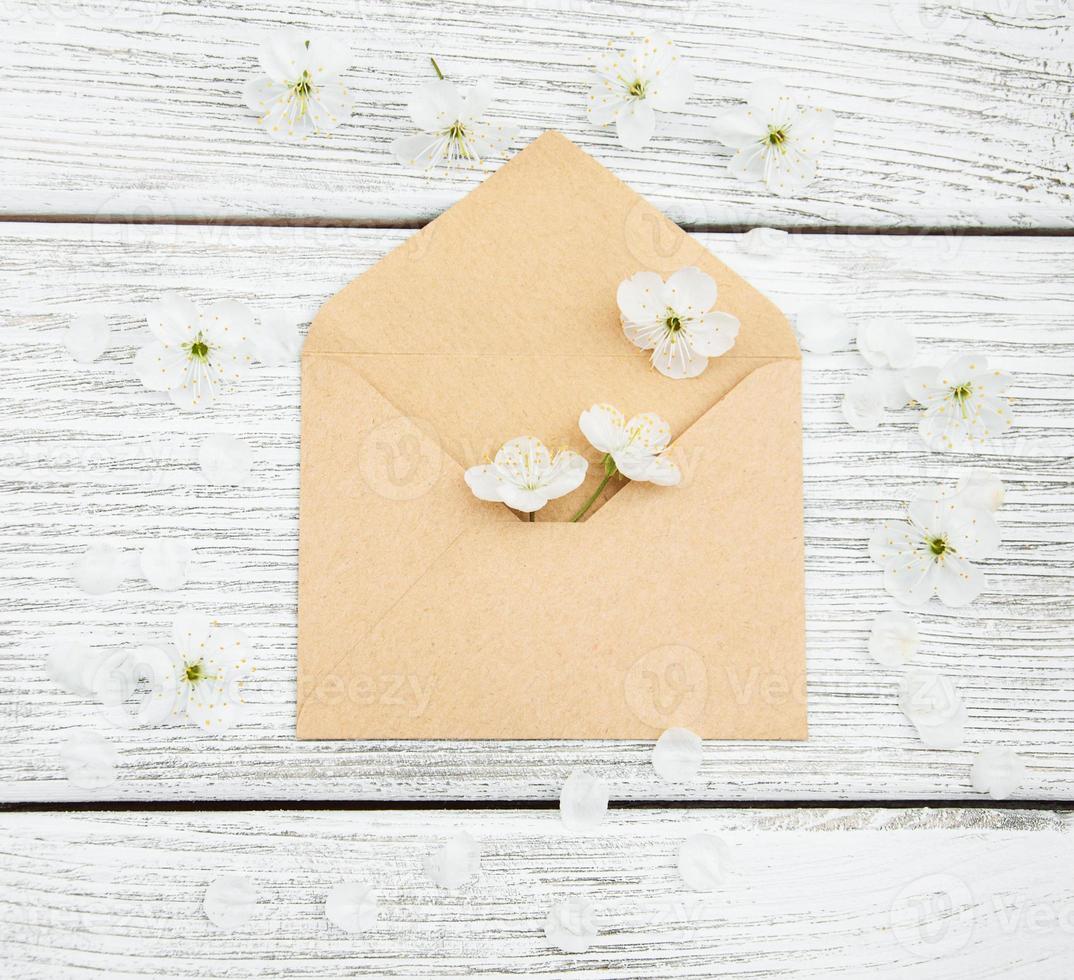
4;0;1073;228
1;807;1071;978
0;224;1071;802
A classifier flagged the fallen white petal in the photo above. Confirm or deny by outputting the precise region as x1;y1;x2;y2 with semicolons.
46;640;108;697
544;897;599;953
899;671;967;749
64;313;111;364
677;833;731;892
203;874;258;930
199;434;253;485
140;539;194;591
559;769;609;833
325;882;379;934
422;831;481;891
868;611;919;668
72;541;127;595
652;727;703;783
954;471;1005;513
857;321;916;369
249;311;302;366
59;730;118;789
971;747;1026;800
841;375;886;430
872;368;911;409
795;304;855;354
740;227;790;256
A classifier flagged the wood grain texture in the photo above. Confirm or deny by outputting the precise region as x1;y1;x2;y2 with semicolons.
3;0;1073;229
1;807;1072;978
0;223;1071;802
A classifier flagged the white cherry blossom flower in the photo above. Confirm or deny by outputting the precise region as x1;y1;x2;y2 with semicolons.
870;494;1000;607
243;30;353;140
393;63;517;171
858;321;916;369
868;611;919;668
617;267;739;379
899;671;967;749
133;294;255;412
971;747;1026;800
841;375;886;430
164;608;254;731
587;33;694;149
903;354;1014;451
712;80;834;195
465;437;587;515
579;405;681;486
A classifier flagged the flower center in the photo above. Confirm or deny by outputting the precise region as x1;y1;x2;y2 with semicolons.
627;79;647;99
665;313;683;333
292;69;313;99
765;126;789;149
928;536;949;557
188;339;210;361
952;382;973;419
447;121;466;141
185;661;204;683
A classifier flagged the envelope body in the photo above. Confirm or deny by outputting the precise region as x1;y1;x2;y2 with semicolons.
297;131;806;740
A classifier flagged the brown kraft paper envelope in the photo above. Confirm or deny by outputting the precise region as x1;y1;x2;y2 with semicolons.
297;131;806;740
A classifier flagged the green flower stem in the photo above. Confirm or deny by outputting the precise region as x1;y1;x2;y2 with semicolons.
430;57;445;80
570;458;617;523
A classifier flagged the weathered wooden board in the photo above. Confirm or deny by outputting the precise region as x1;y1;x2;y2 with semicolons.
0;223;1071;802
3;0;1073;228
1;807;1072;978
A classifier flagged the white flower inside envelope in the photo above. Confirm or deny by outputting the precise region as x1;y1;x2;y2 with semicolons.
297;132;805;740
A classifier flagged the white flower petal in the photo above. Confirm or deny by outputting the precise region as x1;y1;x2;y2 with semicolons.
460;78;495;122
945;506;1000;560
422;832;481;891
883;555;938;607
711;106;760;149
899;671;966;749
617;271;668;325
59;730;118;789
499;485;549;513
325;882;378;934
933;554;985;607
652;727;703;782
763;144;818;195
169;375;217;412
664;266;717;317
173;607;213;657
641;456;682;486
647;63;693;111
729;144;767;183
140;539;194;591
747;78;794;118
650;333;708;379
200;434;253;485
615;101;657;149
64;313;110;364
303;36;351;82
540;452;589;500
842;375;886;430
146;294;200;346
306;82;354;133
869;519;919;565
544;898;599;953
740;227;790;256
96;644;178;728
560;769;609;833
133;341;188;393
971;747;1025;800
464;464;506;503
579;404;627;454
200;301;255;349
204;875;258;930
872;368;912;409
625;412;672;453
789;104;835;147
408;79;462;130
586;82;625;127
795;304;855;354
868;611;919;668
953;471;1005;513
689;312;740;358
46;641;107;697
243;76;288;116
678;834;731;892
392;132;445;169
248;312;301;366
258;29;314;82
72;541;126;595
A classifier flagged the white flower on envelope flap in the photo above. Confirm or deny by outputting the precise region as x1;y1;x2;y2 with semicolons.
465;437;588;513
393;78;518;171
869;494;1000;608
587;33;694;149
165;608;254;731
712;79;834;195
903;354;1014;451
243;30;353;140
133;294;254;411
579;405;681;486
617;268;739;380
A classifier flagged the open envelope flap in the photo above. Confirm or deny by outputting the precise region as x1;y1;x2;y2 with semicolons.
297;359;805;739
301;130;800;522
